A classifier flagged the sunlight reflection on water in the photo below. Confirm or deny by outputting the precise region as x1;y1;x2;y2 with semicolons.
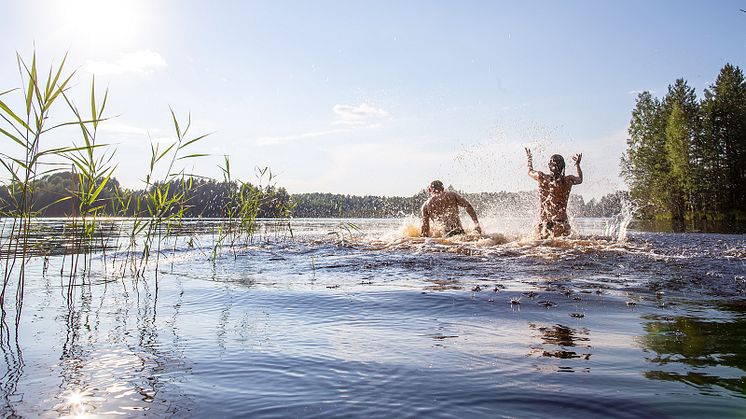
0;218;744;417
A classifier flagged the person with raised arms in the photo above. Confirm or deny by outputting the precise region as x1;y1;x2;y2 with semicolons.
525;149;583;238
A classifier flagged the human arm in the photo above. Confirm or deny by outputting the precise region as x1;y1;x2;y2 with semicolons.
568;153;583;185
456;195;482;234
420;204;431;237
525;147;540;180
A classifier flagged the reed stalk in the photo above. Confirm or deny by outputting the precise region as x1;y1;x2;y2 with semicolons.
136;109;209;280
0;49;290;326
0;50;85;315
60;74;113;295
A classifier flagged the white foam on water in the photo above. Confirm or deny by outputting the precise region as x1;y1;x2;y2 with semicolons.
603;196;634;242
328;214;644;259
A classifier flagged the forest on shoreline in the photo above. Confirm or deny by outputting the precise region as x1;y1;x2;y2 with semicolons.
0;171;626;219
622;63;746;227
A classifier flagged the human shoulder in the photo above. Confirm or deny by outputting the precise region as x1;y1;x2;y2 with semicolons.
422;195;441;209
444;191;464;202
535;171;549;182
564;174;580;185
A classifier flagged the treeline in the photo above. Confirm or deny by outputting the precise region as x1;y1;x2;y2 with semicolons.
0;172;627;219
290;191;425;217
622;63;746;226
0;172;293;218
290;189;627;218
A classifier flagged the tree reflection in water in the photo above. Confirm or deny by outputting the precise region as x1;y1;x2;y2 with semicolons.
0;307;23;418
49;277;190;416
528;322;592;370
638;312;746;395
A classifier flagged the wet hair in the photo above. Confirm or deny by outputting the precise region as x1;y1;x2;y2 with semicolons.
548;154;565;177
429;180;444;192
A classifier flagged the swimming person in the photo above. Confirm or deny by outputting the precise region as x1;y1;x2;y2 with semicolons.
524;148;583;238
420;180;482;237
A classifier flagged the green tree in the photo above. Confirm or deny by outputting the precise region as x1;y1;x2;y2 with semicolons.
621;91;668;219
664;102;694;226
701;63;746;218
662;79;701;223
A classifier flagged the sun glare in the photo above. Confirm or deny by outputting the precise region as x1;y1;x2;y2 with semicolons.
64;389;89;417
58;0;143;45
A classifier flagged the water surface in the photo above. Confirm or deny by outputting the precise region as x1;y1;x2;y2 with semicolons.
0;218;744;417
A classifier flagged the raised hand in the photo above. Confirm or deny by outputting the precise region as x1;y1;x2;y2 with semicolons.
572;153;582;165
525;147;536;176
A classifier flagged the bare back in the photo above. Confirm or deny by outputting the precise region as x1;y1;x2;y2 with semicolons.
421;191;480;237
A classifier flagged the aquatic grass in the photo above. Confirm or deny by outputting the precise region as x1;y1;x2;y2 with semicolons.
0;50;87;316
60;75;115;291
0;49;292;328
237;166;295;243
135;108;209;280
0;50;208;313
206;161;296;259
212;156;237;259
327;221;361;243
212;157;265;258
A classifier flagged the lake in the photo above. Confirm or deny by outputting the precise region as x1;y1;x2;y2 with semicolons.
0;217;745;417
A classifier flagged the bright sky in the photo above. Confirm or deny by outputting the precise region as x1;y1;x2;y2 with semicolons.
2;1;745;199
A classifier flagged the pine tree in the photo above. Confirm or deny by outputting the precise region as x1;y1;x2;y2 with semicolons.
702;63;746;217
621;91;668;219
661;79;700;226
664;103;694;226
623;65;746;225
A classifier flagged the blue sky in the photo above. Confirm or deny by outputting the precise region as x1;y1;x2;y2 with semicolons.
2;1;745;199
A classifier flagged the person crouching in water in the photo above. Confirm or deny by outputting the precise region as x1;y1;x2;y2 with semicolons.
524;149;583;238
421;180;482;237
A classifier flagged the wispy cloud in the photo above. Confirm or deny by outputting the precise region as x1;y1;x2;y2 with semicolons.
332;103;389;125
256;128;351;146
628;89;655;95
84;50;167;76
256;103;390;146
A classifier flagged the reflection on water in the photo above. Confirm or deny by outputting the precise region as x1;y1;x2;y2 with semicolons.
631;219;746;234
50;282;172;416
0;218;744;417
638;313;746;395
0;320;23;418
529;323;592;363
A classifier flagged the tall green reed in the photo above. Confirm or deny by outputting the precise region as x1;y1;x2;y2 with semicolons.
0;49;290;323
0;51;89;316
134;109;209;280
254;167;296;241
61;75;114;275
213;156;263;259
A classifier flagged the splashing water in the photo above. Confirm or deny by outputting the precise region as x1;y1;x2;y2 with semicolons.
603;195;635;241
351;201;634;253
0;216;744;418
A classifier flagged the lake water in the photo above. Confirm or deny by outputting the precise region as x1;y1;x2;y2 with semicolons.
0;217;745;418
